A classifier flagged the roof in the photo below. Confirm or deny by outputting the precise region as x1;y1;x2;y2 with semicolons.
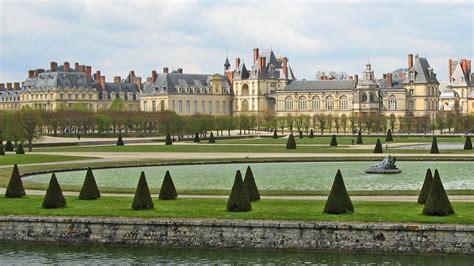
284;79;356;91
449;61;471;87
142;72;232;95
404;55;439;84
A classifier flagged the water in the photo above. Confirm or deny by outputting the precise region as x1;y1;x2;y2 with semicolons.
395;143;465;150
0;243;472;265
24;161;474;191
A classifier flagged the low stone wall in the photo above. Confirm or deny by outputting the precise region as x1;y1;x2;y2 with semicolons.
0;216;472;254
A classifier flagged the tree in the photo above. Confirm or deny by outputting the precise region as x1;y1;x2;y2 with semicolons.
16;143;25;154
109;98;126;112
159;170;177;200
349;113;357;134
79;168;101;200
42;173;67;209
208;132;216;143
19;107;43;152
385;129;393;142
464;136;472;150
286;133;296;149
373;138;383;153
436;115;446;135
316;114;326;135
132;171;154;210
194;132;201;142
165;133;173;145
422;169;454;216
330;134;337;146
116;134;124;146
389;114;396;132
323;169;354;214
417;169;433;204
340;114;348;134
5;164;25;198
272;128;278;139
309;129;314;138
327;115;333;133
243;166;260;202
430;137;439;154
356;131;363;144
226;170;251;212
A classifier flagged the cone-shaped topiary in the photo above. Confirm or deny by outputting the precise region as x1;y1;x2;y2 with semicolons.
132;171;154;210
42;173;66;209
159;170;177;200
299;130;304;139
464;136;472;150
5;141;14;152
430;137;439;154
272;129;278;139
194;132;200;143
330;134;337;146
422;169;454;216
5;164;25;198
286;134;296;149
165;133;173;145
356;131;363;144
243;166;260;202
0;143;4;156
226;170;251;212
116;134;124;146
15;143;25;155
373;138;383;153
309;129;314;138
323;169;354;214
385;129;394;142
79;168;101;200
417;169;433;204
209;132;216;143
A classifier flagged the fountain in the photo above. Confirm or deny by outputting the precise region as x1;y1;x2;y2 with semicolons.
365;155;401;174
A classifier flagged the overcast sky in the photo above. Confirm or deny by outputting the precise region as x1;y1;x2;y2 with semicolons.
0;0;472;83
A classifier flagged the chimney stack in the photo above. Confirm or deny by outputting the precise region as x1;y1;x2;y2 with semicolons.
383;74;387;79
6;83;12;90
163;67;169;74
33;69;39;78
408;54;413;69
114;76;121;84
448;59;453;78
177;68;183;74
354;74;359;84
283;57;288;78
14;82;20;90
99;76;106;90
50;61;57;72
95;70;101;81
151;70;158;83
259;56;266;71
253;48;259;63
129;70;135;77
0;83;4;91
386;73;393;87
28;70;34;79
85;66;92;81
460;59;471;74
467;60;472;74
63;61;70;72
75;62;80;70
235;58;241;69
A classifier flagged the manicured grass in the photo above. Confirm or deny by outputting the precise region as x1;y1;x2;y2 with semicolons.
0;196;472;224
0;154;95;166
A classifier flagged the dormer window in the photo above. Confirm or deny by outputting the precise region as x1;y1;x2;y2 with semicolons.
200;87;204;94
408;70;415;81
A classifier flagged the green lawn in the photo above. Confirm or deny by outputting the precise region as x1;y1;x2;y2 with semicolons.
0;154;95;166
0;196;472;224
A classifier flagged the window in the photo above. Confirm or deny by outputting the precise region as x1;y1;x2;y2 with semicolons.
388;96;397;110
284;96;293;111
241;84;249;96
178;100;183;113
208;101;212;114
172;100;175;111
326;96;334;110
408;100;414;111
297;96;307;111
186;100;190;113
312;97;320;110
223;101;226;114
160;100;165;111
194;100;198;113
152;101;156;112
216;101;220;113
241;100;249;111
339;96;348;110
201;100;205;113
409;89;414;96
143;101;148;112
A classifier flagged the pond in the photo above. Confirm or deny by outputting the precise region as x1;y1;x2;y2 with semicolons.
394;143;465;150
23;161;474;191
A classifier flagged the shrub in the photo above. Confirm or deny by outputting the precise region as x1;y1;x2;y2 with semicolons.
79;168;101;200
430;137;439;154
422;169;454;216
15;144;25;155
464;136;472;150
385;129;393;142
116;134;124;146
159;170;177;200
417;169;433;204
323;169;354;214
330;135;337;146
272;129;278;139
209;132;216;143
194;132;200;143
299;130;303;139
132;171;154;210
356;131;363;144
5;164;25;198
286;134;296;149
373;138;383;153
165;133;173;145
42;173;66;209
0;142;4;156
5;141;14;152
226;170;251;212
309;129;314;138
244;166;260;202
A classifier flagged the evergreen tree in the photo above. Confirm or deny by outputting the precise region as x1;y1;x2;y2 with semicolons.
373;138;383;153
243;166;260;202
464;136;472;150
16;143;25;154
165;133;173;145
42;173;67;209
79;168;101;200
430;137;439;154
5;141;14;152
330;134;337;146
422;169;454;216
194;132;201;143
209;132;216;143
417;169;433;204
226;170;251;212
132;171;154;210
5;164;25;198
309;129;314;138
323;169;354;214
116;134;124;146
0;142;4;156
272;129;278;139
385;129;394;142
159;170;177;200
356;131;363;144
299;130;304;139
286;134;296;149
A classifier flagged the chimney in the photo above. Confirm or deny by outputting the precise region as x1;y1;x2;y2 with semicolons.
63;61;70;72
283;57;288;78
386;73;392;87
408;54;413;69
6;83;12;90
95;70;101;81
14;82;20;90
467;60;472;74
448;59;453;78
259;56;266;71
0;83;4;91
253;48;259;63
163;67;169;74
152;70;158;83
28;70;34;79
99;76;106;90
33;70;39;78
460;59;470;74
130;70;135;77
177;68;183;74
114;76;121;84
132;76;142;91
383;74;387;79
348;76;353;80
75;62;80;70
354;74;359;84
85;66;92;80
50;61;57;72
235;58;241;69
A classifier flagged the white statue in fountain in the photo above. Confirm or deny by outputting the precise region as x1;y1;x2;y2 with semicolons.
366;155;401;174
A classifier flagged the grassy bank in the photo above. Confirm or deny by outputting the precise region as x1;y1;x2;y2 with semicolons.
0;154;96;166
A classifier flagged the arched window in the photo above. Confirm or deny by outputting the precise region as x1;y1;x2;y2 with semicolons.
241;99;249;111
326;96;334;110
241;84;249;96
284;96;293;111
339;96;348;110
388;96;397;110
369;92;375;102
361;92;368;102
312;96;320;110
298;96;307;111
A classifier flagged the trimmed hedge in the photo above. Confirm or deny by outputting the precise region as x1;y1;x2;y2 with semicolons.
15;144;25;154
116;134;124;146
373;138;383;153
0;142;4;155
5;141;14;152
464;136;472;150
323;169;354;214
159;170;178;200
286;134;296;149
417;168;433;204
5;164;25;198
272;129;278;139
42;173;67;209
226;170;251;212
244;166;260;202
385;129;393;142
422;169;454;216
194;132;201;143
299;130;303;139
132;171;154;210
79;168;101;200
309;129;314;138
165;133;173;145
330;135;337;146
356;131;363;144
208;132;216;143
430;137;439;154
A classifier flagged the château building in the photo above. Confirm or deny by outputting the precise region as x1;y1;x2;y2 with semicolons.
439;59;473;115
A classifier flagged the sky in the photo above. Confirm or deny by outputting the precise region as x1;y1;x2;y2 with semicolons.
0;0;472;83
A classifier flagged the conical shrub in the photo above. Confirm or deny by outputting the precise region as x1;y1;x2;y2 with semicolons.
209;132;216;143
0;143;4;156
299;130;303;139
159;170;177;200
430;137;439;154
272;129;278;139
244;166;260;202
417;169;433;204
5;141;14;152
286;134;296;149
464;136;472;150
373;138;383;153
165;133;173;145
323;169;354;214
132;171;154;210
385;129;394;142
356;131;363;144
194;132;200;142
5;164;25;198
330;134;337;146
422;170;454;216
15;144;25;155
226;170;251;212
79;168;101;200
116;134;124;146
309;129;314;138
42;173;66;209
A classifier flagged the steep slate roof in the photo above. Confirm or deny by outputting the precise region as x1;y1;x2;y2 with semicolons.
449;62;471;87
233;61;250;79
404;56;439;84
142;72;232;95
284;80;356;91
